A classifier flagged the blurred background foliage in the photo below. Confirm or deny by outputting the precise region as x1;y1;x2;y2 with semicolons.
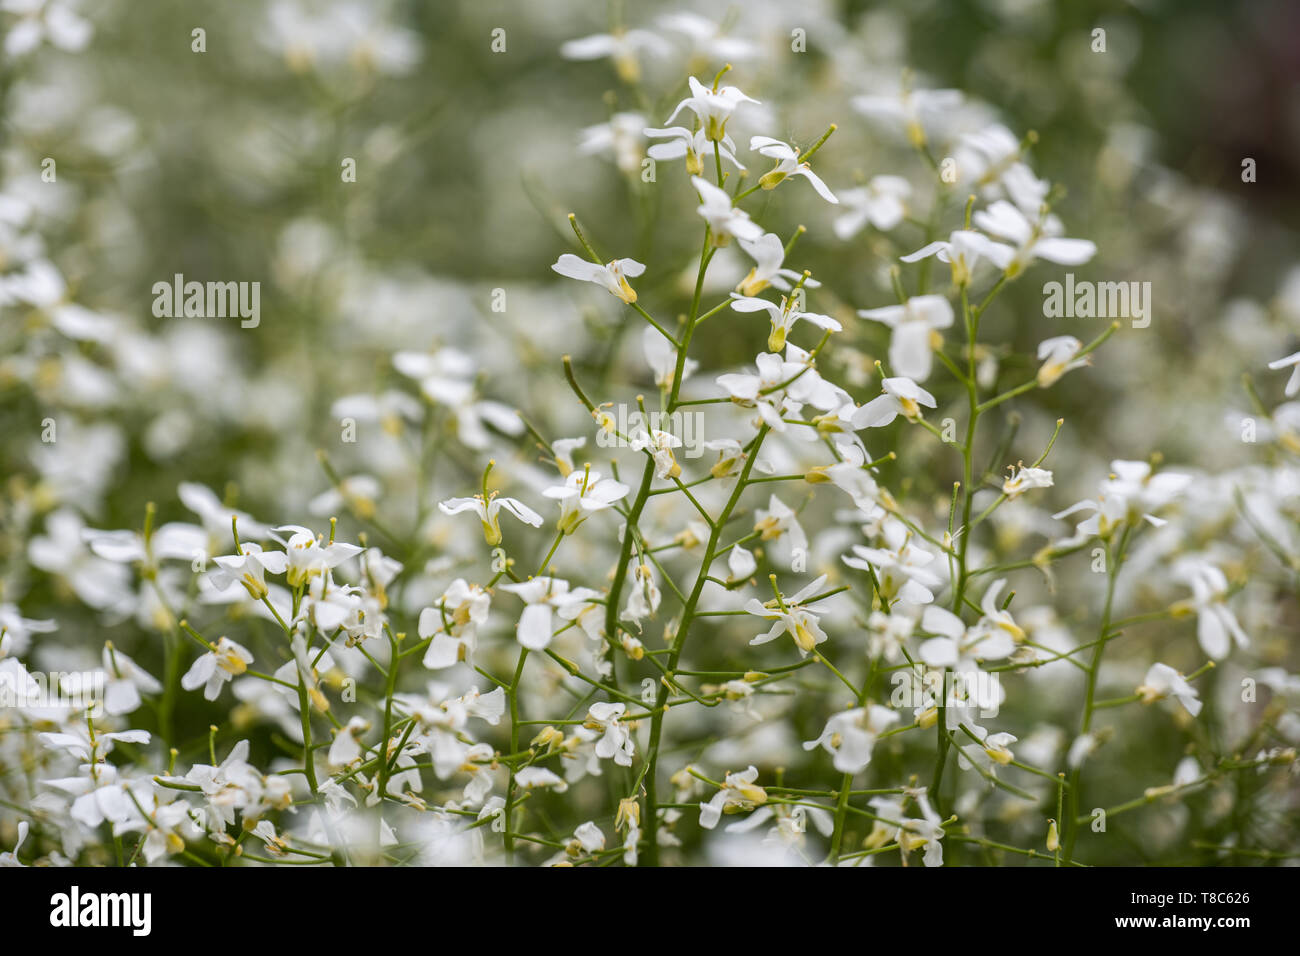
2;0;1299;864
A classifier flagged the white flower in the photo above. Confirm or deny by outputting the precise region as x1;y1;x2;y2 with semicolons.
1268;350;1300;397
735;232;818;297
727;544;757;581
419;579;491;669
753;494;809;554
551;253;646;305
1137;663;1202;717
584;702;635;766
578;111;647;174
901;229;1015;287
0;603;56;658
247;819;289;857
698;765;767;829
1067;732;1099;770
1053;460;1191;542
730;291;842;353
913;582;1022;691
834;176;912;238
1002;465;1054;499
702;438;750;479
1101;460;1192;525
0;821;28;866
264;1;421;75
867;610;915;663
544;467;630;534
644;325;698;389
956;723;1018;773
500;577;599;650
181;637;254;701
308;474;381;519
82;521;207;570
918;606;1013;707
867;788;946;866
210;542;287;600
550;437;587;477
41;766;134;830
1036;335;1090;387
328;716;370;768
744;575;830;657
971;200;1097;276
1171;558;1248;660
842;519;941;605
858;294;954;382
657;12;756;61
559;28;671;83
573;821;607;855
438;492;543;546
645;125;743;177
804;705;899;773
621;563;661;626
98;643;161;715
692;176;763;245
275;525;363;588
724;804;834;852
954;123;1047;213
715;351;804;432
28;508;133;611
303;572;363;633
853;85;962;149
39;724;150;762
978;578;1025;640
850;376;937;428
629;428;682;479
665;75;759;141
392;347;523;450
1173;756;1202;788
3;0;92;57
749;135;838;203
515;767;569;792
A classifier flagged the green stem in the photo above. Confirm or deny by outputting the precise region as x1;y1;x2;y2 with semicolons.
641;424;770;864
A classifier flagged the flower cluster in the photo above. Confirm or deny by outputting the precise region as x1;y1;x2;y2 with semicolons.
1;2;1296;870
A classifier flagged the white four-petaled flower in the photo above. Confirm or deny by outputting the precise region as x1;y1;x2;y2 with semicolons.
552;254;646;305
858;294;954;382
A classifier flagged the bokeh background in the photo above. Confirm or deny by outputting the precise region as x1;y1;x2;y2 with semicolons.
2;0;1298;865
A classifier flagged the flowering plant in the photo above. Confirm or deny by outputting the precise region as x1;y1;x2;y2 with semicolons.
0;1;1296;869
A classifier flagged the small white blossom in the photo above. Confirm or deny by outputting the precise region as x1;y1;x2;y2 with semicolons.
834;176;912;238
858;294;954;382
1002;464;1054;499
749;135;838;203
543;467;630;534
438;492;543;546
181;637;254;701
1268;350;1300;397
1137;663;1202;717
692;176;763;245
665;75;759;141
804;705;899;773
744;575;831;657
552;254;646;305
1036;335;1090;387
699;765;767;829
850;376;937;428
